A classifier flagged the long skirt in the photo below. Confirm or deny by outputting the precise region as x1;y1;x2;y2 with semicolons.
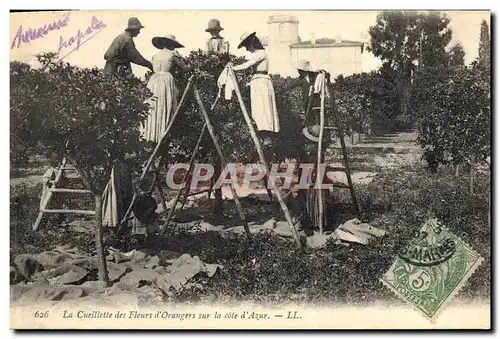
250;74;280;133
142;71;178;143
101;160;133;228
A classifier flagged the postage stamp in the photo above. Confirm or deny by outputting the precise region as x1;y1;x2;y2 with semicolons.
381;217;484;320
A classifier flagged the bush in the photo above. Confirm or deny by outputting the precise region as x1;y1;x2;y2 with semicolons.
333;71;399;136
10;55;152;192
411;63;490;172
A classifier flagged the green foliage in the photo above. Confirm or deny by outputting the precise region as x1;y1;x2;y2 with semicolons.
368;11;421;73
419;12;452;67
145;50;256;164
478;20;491;69
10;54;152;193
449;43;465;67
411;63;490;171
333;71;398;135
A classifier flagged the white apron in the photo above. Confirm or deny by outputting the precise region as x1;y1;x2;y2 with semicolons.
250;74;279;133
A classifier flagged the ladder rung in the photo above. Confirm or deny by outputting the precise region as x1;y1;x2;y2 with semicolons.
312;107;321;110
41;209;96;215
187;189;211;197
326;166;347;172
330;183;350;189
48;175;80;182
50;188;92;194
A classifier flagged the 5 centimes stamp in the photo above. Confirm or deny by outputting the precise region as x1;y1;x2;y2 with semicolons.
381;217;484;321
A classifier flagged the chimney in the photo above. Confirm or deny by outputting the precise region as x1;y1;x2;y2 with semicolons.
336;32;342;43
310;33;316;45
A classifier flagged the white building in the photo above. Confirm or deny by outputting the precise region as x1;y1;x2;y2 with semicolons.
261;15;364;78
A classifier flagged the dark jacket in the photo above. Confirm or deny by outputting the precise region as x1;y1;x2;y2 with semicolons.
285;76;313;111
285;74;320;125
104;32;152;75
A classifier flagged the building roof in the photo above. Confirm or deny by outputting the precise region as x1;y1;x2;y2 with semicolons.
267;15;299;24
290;38;364;49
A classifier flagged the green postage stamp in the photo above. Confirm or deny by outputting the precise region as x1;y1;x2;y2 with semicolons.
381;218;484;320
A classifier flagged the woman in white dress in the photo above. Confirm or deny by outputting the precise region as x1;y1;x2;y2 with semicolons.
142;34;190;143
232;31;280;161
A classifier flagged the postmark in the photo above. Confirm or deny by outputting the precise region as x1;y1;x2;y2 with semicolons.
381;217;484;320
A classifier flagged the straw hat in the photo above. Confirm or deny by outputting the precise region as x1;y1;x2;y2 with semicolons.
152;34;184;49
303;125;321;143
297;59;312;72
125;17;145;31
205;18;224;32
238;31;257;49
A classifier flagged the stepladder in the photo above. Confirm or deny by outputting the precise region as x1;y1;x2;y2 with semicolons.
32;157;95;231
302;71;360;234
116;75;254;242
116;71;303;248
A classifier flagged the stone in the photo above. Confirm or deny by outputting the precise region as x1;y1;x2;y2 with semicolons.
156;250;182;266
46;286;86;301
196;221;222;232
13;254;44;280
10;266;24;284
154;266;169;275
34;251;72;269
106;262;129;282
335;218;386;245
35;263;89;284
306;232;337;249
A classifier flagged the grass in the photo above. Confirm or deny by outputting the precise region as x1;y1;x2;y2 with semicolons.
10;167;490;305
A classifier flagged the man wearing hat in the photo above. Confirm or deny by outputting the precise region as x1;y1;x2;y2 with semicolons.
104;17;153;76
285;60;320;119
205;19;229;55
284;60;332;233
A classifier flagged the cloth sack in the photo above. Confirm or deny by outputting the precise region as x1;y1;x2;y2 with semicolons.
217;66;235;100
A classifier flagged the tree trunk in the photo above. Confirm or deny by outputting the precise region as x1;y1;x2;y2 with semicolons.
94;194;110;286
64;154;110;286
469;161;475;195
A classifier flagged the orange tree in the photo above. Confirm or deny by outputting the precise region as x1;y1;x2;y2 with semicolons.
332;71;398;136
411;62;490;191
10;53;151;285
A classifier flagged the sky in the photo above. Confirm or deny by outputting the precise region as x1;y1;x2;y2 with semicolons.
10;10;490;79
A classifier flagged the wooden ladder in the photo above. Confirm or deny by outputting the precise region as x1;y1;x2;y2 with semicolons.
32;157;95;231
308;74;360;218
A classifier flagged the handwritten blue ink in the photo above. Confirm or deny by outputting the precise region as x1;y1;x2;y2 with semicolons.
58;16;106;59
11;12;70;49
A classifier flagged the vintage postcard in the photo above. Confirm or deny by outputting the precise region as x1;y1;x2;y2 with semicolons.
10;9;491;329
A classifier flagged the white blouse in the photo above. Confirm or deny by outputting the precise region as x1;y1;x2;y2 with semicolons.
232;49;269;73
